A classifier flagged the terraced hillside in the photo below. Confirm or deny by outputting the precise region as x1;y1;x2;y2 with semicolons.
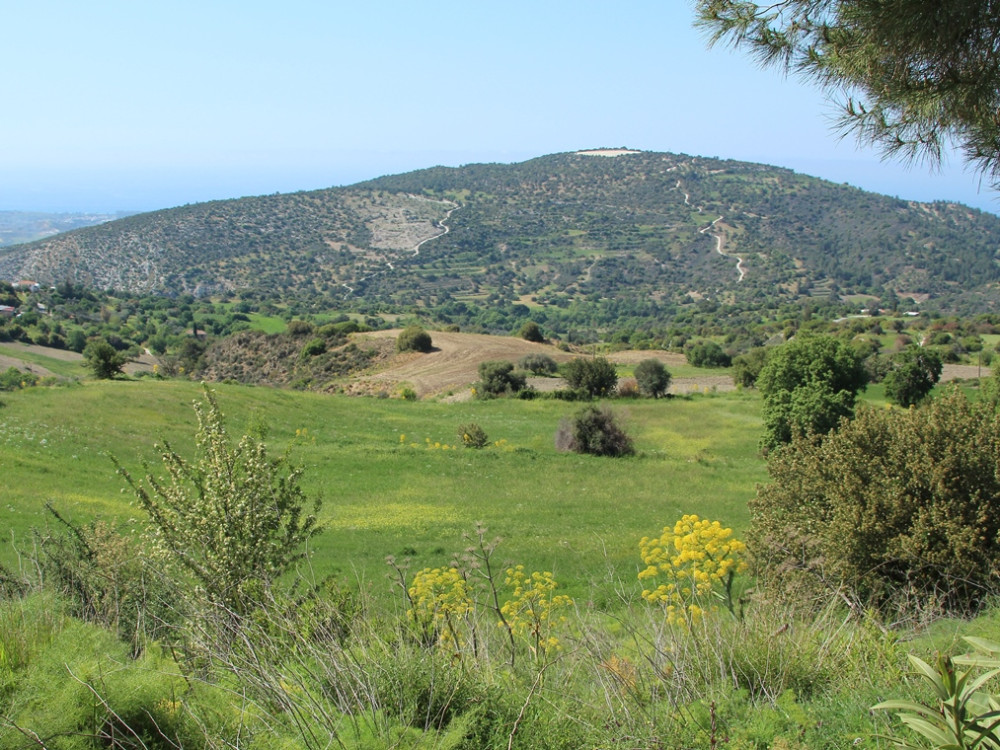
2;150;999;317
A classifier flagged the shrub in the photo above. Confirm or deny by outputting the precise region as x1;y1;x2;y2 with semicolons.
286;319;314;336
616;377;641;398
476;360;527;398
0;367;38;391
561;357;618;398
300;337;327;357
555;405;634;457
686;340;732;368
749;389;1000;613
115;387;322;618
518;353;558;375
634;358;672;398
397;325;433;353
731;347;768;388
518;320;545;342
458;422;489;448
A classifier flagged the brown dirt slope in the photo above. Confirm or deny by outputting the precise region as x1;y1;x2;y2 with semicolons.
346;330;577;398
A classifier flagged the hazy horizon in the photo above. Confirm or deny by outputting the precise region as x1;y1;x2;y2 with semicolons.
4;2;997;216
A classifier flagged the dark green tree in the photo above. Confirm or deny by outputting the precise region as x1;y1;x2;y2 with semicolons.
634;358;672;398
695;0;1000;188
562;357;618;398
757;336;867;451
83;338;128;379
731;346;768;389
884;346;943;407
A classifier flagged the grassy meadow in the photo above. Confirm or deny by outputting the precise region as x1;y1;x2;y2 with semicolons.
8;376;1000;749
1;380;766;606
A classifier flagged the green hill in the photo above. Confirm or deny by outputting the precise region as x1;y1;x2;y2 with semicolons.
2;150;999;318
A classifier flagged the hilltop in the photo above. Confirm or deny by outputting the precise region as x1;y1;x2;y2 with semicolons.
2;150;999;324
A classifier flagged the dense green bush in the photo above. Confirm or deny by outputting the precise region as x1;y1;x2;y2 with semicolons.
0;367;38;391
686;340;732;368
634;358;672;398
555;405;634;457
300;337;327;357
397;325;433;353
757;336;867;451
518;320;545;342
731;346;768;388
475;360;528;398
286;319;315;336
458;422;489;448
518;353;558;374
749;389;1000;613
561;357;618;398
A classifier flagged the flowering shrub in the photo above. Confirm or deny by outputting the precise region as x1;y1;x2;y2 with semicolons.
638;514;746;626
458;422;489;449
407;566;473;647
500;566;573;660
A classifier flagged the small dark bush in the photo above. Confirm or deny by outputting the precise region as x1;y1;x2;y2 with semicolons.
475;360;527;398
300;338;326;357
458;422;489;448
518;320;545;342
518;353;558;375
397;326;433;353
685;340;732;368
555;405;634;457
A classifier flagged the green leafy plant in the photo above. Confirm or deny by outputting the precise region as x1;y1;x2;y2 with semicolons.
875;639;1000;749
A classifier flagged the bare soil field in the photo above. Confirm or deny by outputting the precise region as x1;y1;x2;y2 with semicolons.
346;330;577;399
346;333;736;399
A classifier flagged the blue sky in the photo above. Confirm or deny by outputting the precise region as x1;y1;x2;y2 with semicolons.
4;1;996;214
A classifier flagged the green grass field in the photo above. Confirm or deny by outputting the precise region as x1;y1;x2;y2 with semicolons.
0;381;766;605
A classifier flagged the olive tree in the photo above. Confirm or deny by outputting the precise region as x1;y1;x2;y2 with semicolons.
634;358;672;398
561;357;618;398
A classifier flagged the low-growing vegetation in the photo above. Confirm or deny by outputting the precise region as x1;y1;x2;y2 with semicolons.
4;313;1000;748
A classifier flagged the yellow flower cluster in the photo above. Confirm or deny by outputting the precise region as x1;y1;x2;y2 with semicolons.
408;566;473;645
638;514;747;625
398;434;459;451
500;565;573;658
